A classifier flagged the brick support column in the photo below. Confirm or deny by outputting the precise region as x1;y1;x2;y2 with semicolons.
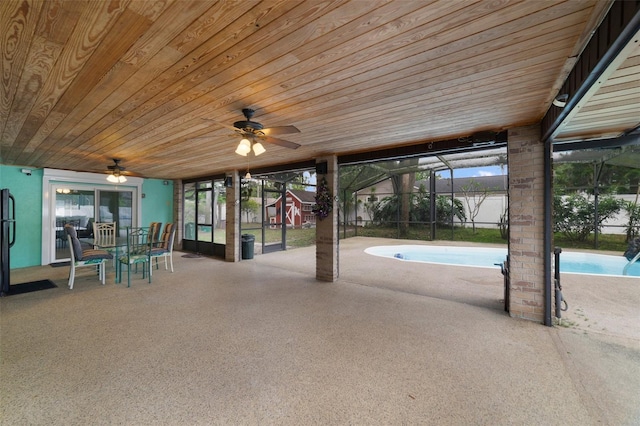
507;125;547;322
225;171;240;262
316;156;338;282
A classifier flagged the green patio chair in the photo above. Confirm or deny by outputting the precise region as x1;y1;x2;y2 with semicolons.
117;227;152;288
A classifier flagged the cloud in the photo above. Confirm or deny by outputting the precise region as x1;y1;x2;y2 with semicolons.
476;170;496;177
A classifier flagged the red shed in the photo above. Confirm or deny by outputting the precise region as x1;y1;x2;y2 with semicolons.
266;189;316;228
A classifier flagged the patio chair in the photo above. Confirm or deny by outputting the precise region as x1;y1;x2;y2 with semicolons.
117;227;152;287
65;224;113;290
150;223;176;275
149;222;162;247
93;221;118;267
77;218;94;238
93;222;117;247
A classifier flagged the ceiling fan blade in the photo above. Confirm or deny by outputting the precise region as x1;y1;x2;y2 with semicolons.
107;160;125;171
190;133;238;140
202;118;241;132
262;125;300;136
262;135;300;149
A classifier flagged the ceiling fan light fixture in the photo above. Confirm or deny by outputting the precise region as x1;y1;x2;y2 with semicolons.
229;109;301;155
107;173;127;183
106;159;127;183
252;142;266;156
235;138;251;156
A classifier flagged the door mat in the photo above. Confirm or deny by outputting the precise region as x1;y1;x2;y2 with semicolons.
4;280;58;296
50;261;70;267
182;253;203;258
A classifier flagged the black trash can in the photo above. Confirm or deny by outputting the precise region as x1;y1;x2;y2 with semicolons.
241;234;255;259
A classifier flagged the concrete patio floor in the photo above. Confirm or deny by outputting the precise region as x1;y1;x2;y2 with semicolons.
1;237;639;424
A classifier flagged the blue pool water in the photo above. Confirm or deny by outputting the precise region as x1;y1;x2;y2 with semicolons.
364;245;640;278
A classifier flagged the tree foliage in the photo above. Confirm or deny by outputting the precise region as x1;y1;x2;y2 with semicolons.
554;162;640;194
459;179;491;233
554;162;640;242
368;185;465;227
553;193;623;241
623;200;640;241
241;198;260;223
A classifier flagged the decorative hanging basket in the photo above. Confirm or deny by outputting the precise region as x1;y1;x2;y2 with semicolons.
313;177;333;220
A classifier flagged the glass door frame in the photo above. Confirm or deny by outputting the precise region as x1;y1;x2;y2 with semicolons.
261;182;287;254
42;168;143;265
240;171;314;256
182;176;226;257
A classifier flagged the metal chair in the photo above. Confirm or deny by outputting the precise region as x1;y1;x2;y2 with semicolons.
117;227;152;287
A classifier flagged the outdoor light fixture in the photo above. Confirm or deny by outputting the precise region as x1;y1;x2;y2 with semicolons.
552;93;569;108
245;171;251;179
252;142;266;156
106;172;127;183
235;138;251;156
106;159;127;183
235;137;265;156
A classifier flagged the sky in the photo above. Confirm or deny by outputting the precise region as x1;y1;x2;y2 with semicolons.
302;165;508;188
437;165;507;178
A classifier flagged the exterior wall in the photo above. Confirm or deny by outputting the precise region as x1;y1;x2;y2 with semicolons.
141;179;175;229
1;164;173;269
0;165;43;268
507;125;547;322
316;156;338;282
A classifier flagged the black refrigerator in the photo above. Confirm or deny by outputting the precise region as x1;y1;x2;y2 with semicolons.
1;188;16;296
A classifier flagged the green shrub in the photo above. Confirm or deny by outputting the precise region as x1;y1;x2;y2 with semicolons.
553;193;623;242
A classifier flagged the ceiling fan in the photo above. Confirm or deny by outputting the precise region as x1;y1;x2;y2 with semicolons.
205;108;301;156
106;159;127;183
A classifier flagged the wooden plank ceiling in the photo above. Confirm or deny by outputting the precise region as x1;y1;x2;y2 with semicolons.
0;0;623;180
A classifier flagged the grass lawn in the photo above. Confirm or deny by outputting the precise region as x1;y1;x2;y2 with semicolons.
240;225;316;248
225;223;630;254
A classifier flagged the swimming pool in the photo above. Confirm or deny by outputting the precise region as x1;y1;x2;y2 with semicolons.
364;245;640;278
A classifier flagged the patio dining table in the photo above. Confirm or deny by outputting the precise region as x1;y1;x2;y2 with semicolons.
81;233;159;285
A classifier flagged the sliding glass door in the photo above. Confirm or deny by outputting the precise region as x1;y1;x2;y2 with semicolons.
51;185;135;261
53;187;95;261
42;168;143;266
98;190;133;235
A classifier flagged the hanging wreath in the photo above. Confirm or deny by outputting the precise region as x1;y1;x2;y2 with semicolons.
313;177;333;220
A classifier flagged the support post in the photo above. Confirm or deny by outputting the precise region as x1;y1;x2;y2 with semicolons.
508;125;548;323
316;156;339;282
430;170;436;240
225;170;240;262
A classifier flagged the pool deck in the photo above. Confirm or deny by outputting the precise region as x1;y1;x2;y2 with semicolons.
2;237;639;424
339;238;640;340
